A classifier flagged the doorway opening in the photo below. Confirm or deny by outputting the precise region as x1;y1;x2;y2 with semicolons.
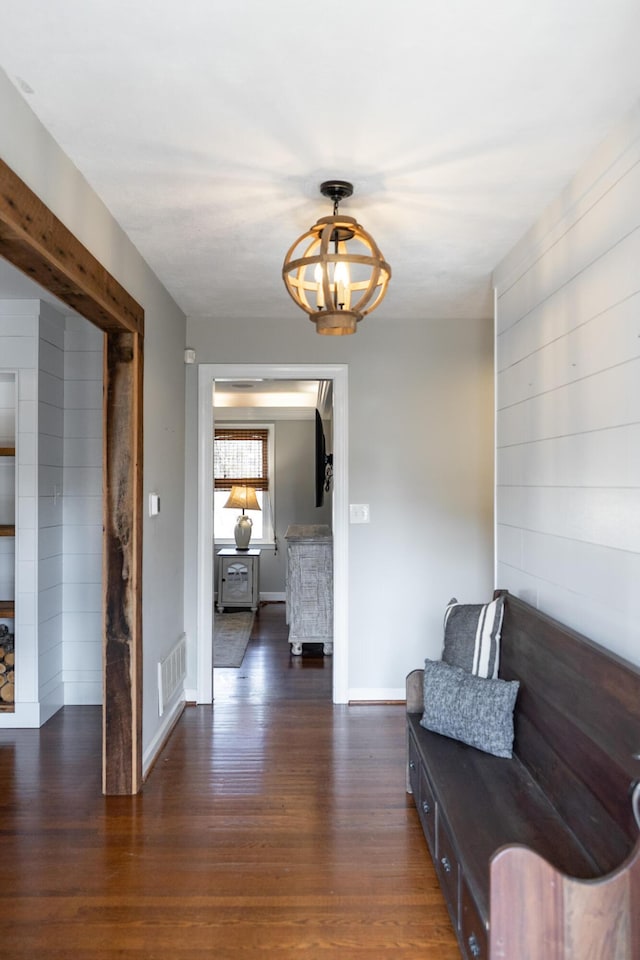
196;363;349;706
211;378;333;701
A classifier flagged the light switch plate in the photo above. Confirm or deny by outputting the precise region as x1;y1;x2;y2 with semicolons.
350;503;370;523
148;493;161;516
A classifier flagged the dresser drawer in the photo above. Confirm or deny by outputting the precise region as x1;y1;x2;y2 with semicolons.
418;765;436;853
407;731;421;798
435;811;459;926
460;875;487;960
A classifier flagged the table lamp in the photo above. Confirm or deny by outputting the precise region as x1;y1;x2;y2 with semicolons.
223;485;260;550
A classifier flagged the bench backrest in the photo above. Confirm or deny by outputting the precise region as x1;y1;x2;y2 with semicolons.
497;591;640;875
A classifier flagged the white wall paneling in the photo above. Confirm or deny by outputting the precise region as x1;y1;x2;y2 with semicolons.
494;104;640;667
37;304;65;722
498;293;640;406
0;303;40;726
497;423;640;489
0;304;105;723
62;317;103;705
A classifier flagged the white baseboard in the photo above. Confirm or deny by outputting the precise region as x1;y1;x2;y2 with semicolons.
213;591;284;603
63;681;102;705
348;687;405;703
0;700;42;727
142;695;185;778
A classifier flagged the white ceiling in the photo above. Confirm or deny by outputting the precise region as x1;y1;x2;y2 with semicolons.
214;378;319;413
0;1;639;326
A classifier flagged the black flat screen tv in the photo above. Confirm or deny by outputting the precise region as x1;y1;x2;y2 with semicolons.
315;409;332;507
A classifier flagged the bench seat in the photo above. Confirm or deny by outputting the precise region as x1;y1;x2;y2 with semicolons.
408;713;598;921
406;590;640;960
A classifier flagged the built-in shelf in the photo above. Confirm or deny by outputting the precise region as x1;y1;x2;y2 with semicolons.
0;381;16;716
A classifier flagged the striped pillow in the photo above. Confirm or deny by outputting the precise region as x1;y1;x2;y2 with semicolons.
442;596;504;679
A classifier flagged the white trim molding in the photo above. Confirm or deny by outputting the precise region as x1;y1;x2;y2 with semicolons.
348;688;405;703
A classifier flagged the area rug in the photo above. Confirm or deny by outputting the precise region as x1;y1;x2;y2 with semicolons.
213;611;255;667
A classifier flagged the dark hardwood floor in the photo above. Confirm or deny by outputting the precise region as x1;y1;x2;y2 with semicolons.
0;602;458;959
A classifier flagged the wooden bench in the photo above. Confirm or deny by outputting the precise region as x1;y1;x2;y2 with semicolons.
406;590;640;959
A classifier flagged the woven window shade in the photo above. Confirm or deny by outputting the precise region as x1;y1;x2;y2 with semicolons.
214;428;269;491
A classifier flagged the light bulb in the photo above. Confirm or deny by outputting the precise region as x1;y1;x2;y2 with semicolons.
334;261;350;308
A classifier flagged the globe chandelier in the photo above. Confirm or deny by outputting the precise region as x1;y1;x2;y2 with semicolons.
282;180;391;336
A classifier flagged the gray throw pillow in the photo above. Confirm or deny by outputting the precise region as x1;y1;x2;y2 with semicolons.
420;659;519;758
442;595;504;679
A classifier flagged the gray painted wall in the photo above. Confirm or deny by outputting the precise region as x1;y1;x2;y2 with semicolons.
185;313;495;700
0;68;187;760
1;57;495;713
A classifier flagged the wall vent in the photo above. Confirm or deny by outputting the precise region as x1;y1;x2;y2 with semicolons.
157;634;186;716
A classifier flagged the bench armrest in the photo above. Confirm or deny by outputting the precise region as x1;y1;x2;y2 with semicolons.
490;827;640;959
406;668;424;714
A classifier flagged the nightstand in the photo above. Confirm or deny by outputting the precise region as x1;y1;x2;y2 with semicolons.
216;548;261;613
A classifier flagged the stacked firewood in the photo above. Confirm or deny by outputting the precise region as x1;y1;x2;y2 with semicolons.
0;624;14;704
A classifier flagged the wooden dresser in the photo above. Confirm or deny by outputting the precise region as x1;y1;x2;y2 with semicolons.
284;524;333;655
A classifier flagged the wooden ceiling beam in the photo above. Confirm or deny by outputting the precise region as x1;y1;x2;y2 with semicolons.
0;158;143;336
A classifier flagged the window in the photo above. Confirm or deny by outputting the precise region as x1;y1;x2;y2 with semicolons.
213;425;274;544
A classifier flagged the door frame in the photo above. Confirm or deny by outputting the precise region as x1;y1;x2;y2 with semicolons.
0;158;144;794
196;362;349;704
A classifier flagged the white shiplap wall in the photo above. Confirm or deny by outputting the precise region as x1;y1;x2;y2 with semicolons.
493;106;640;667
0;303;104;725
37;303;65;721
62;316;103;704
0;301;40;725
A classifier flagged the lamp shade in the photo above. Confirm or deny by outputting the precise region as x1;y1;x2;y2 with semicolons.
223;485;261;512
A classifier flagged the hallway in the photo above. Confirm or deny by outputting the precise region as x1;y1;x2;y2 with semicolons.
0;603;458;959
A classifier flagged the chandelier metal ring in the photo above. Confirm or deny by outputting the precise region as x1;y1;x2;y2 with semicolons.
282;181;391;336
